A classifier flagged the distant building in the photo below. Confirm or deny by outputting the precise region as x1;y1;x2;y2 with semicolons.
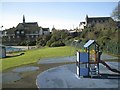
69;30;77;33
79;15;114;31
2;15;50;45
42;28;50;35
79;22;86;31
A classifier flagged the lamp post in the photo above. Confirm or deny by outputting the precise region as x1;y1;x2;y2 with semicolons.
1;26;3;30
0;26;3;37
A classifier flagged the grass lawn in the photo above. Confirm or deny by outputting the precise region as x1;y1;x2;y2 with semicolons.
1;46;75;71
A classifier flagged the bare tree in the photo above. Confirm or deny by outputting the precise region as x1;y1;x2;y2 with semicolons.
111;1;120;21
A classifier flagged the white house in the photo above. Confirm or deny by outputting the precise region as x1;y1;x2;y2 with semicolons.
79;22;86;31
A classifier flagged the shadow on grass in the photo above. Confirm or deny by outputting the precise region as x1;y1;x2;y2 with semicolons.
5;53;25;58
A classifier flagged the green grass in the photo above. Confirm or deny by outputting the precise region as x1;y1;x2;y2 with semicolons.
1;46;75;71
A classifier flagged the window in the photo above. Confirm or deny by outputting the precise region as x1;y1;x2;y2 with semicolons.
4;31;7;36
32;35;34;38
100;20;102;23
17;36;19;38
21;31;24;34
8;36;11;39
16;31;19;34
5;31;7;34
36;35;38;38
96;20;99;23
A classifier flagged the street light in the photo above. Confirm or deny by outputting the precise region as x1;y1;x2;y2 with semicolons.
1;25;3;30
0;26;3;37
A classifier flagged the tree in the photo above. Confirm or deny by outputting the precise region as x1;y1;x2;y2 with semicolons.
25;39;31;50
111;1;120;21
36;35;51;47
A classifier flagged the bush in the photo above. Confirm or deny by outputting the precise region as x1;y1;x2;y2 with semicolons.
17;41;36;46
46;40;54;47
36;35;52;47
29;41;36;46
104;41;119;55
50;41;65;47
65;36;73;41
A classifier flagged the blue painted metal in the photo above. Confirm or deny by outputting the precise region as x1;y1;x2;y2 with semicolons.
80;68;89;76
78;52;89;76
80;52;88;62
84;40;95;48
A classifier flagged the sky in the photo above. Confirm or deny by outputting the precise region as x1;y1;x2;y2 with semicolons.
0;1;118;30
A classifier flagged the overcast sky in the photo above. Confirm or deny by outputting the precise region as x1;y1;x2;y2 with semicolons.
0;1;118;30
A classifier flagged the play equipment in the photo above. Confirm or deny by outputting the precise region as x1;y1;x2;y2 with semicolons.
76;40;120;77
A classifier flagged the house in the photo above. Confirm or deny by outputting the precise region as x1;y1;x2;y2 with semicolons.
2;15;50;45
79;22;86;31
79;15;114;30
68;29;77;33
0;45;6;58
41;28;50;35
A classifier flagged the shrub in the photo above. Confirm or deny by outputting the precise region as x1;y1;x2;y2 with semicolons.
46;40;54;47
50;41;65;47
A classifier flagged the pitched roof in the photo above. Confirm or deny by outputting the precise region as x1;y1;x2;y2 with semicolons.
87;17;112;23
16;22;38;29
84;40;95;48
16;22;39;33
24;22;38;27
3;27;16;34
42;28;49;31
16;23;24;29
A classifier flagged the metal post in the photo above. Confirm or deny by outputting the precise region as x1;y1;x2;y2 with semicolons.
1;26;3;36
87;47;90;76
98;46;100;75
79;52;80;77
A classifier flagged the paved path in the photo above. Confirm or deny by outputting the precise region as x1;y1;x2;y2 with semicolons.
37;54;119;88
36;63;120;88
